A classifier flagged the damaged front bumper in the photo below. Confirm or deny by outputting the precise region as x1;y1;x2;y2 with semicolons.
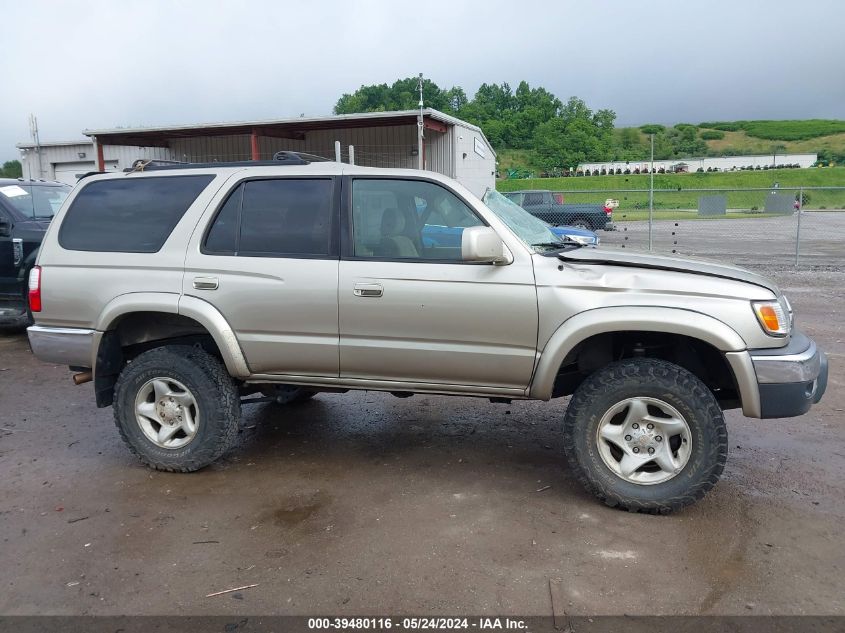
750;330;828;418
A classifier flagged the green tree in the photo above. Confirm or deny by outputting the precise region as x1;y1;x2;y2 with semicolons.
0;160;23;178
533;98;616;170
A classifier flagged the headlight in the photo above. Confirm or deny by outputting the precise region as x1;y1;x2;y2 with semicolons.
563;234;597;246
752;300;789;337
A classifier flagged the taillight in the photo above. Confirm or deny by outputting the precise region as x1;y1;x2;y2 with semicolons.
604;206;613;215
28;266;41;313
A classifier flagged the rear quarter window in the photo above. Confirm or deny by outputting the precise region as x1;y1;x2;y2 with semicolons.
58;175;214;253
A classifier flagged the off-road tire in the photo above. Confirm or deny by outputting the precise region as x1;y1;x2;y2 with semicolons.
563;358;727;514
570;217;593;231
113;345;240;472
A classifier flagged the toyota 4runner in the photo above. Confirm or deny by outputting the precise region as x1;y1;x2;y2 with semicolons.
26;153;828;513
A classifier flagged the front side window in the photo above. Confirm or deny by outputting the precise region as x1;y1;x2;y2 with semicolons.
203;178;333;257
59;176;212;252
351;179;483;260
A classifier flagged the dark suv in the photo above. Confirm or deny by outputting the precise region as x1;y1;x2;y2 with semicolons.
0;179;71;326
503;190;613;231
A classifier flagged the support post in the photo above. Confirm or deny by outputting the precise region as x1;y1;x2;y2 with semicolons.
334;141;342;163
794;186;803;268
96;139;105;172
648;134;654;251
348;145;355;165
250;129;260;161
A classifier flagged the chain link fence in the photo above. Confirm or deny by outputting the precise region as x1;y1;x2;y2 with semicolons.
540;186;845;271
110;145;843;270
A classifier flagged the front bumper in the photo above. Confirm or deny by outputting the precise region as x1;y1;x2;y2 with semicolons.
750;330;828;418
27;325;97;368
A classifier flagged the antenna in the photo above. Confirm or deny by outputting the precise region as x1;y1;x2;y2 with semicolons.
29;114;43;179
417;73;424;170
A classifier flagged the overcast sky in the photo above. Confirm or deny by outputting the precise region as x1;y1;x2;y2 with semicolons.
2;0;843;162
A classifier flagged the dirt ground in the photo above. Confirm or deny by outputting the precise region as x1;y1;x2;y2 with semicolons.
0;269;842;617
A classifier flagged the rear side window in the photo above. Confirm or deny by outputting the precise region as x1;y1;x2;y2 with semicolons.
59;175;213;253
203;178;333;257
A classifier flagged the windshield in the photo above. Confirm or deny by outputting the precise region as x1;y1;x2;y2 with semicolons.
482;188;568;253
0;183;71;219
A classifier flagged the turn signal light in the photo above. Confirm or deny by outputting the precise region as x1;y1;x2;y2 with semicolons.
752;300;788;337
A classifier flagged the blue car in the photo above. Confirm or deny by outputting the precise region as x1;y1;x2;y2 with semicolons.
421;221;599;248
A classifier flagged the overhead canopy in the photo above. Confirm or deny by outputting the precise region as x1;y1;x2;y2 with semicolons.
84;109;470;148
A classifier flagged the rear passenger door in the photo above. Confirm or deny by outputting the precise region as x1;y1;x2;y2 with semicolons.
184;177;339;376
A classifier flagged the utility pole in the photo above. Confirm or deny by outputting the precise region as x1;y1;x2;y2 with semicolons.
417;73;425;170
649;134;654;251
29;114;42;179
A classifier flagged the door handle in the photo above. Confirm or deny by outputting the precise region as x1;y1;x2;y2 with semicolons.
193;276;219;290
353;282;383;297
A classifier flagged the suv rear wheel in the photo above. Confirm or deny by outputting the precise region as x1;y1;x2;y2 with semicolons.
113;345;240;472
570;217;592;231
562;358;727;514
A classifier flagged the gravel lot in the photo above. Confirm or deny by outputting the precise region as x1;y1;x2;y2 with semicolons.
0;270;842;617
602;211;845;270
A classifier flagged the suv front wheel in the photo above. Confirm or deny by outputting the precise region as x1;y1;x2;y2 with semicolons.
113;345;241;472
563;358;728;514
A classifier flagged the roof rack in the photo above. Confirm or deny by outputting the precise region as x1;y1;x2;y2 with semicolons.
124;151;330;173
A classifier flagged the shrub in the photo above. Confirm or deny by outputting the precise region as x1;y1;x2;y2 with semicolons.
623;168;631;174
700;130;725;140
639;124;665;135
698;167;705;173
699;121;742;131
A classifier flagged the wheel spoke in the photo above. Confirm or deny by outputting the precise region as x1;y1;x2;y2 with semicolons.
600;423;626;443
171;390;196;408
181;407;197;436
652;442;679;473
136;400;158;420
654;416;688;437
152;379;172;401
157;423;180;445
618;451;650;477
622;398;649;428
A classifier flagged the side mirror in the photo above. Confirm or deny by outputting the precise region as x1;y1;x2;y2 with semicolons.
0;219;11;238
462;226;511;264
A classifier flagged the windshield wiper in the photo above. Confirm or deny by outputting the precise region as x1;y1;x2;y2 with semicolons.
531;240;584;251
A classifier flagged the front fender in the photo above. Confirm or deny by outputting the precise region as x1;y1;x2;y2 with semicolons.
529;306;747;400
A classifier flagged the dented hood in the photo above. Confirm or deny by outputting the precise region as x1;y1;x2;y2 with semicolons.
558;248;779;295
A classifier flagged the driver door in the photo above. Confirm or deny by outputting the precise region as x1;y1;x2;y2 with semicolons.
339;176;538;392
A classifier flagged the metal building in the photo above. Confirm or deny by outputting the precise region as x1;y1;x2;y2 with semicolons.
19;109;496;197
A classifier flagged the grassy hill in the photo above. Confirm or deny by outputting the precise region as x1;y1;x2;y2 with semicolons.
499;119;845;175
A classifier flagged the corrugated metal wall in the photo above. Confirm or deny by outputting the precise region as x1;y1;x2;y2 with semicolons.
19;122;482;189
19;143;171;182
168;135;253;162
453;125;496;198
426;126;455;178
